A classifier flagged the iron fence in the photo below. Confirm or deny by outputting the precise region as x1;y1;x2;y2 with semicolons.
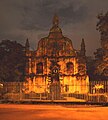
0;81;108;103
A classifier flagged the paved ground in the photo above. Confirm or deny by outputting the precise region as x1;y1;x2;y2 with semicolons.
0;104;108;120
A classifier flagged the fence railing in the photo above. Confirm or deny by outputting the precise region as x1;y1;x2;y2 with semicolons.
0;81;108;103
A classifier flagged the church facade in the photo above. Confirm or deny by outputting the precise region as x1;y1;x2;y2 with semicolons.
24;15;89;95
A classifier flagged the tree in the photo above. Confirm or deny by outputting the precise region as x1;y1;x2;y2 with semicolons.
94;12;108;80
0;40;26;82
86;56;95;81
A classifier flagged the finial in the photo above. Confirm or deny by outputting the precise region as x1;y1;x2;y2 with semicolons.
81;38;85;46
80;38;86;56
53;14;59;26
25;38;30;50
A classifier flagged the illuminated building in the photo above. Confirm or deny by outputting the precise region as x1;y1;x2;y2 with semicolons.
24;15;89;96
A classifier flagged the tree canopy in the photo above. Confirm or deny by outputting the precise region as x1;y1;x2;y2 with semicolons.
0;40;26;82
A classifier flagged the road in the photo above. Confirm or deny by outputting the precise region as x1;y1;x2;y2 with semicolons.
0;104;108;120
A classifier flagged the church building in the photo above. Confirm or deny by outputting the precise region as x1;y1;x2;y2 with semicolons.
24;15;89;97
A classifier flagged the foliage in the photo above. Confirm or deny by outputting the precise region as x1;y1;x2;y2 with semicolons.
0;40;26;82
94;48;104;61
86;56;95;81
94;11;108;80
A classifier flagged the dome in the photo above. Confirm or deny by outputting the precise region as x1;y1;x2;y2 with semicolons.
36;15;76;57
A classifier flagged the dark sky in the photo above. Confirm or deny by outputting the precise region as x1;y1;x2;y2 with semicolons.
0;0;108;56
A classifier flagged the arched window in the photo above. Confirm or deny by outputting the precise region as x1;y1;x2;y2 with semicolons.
36;62;43;74
66;62;74;74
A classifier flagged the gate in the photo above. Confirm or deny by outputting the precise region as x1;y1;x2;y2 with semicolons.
49;82;61;100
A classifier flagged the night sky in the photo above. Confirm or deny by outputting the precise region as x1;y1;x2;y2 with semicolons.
0;0;108;56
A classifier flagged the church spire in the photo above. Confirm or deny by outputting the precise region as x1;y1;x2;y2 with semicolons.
25;38;30;51
53;14;59;26
80;38;86;56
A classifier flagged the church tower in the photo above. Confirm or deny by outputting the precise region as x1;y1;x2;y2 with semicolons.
25;38;30;75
